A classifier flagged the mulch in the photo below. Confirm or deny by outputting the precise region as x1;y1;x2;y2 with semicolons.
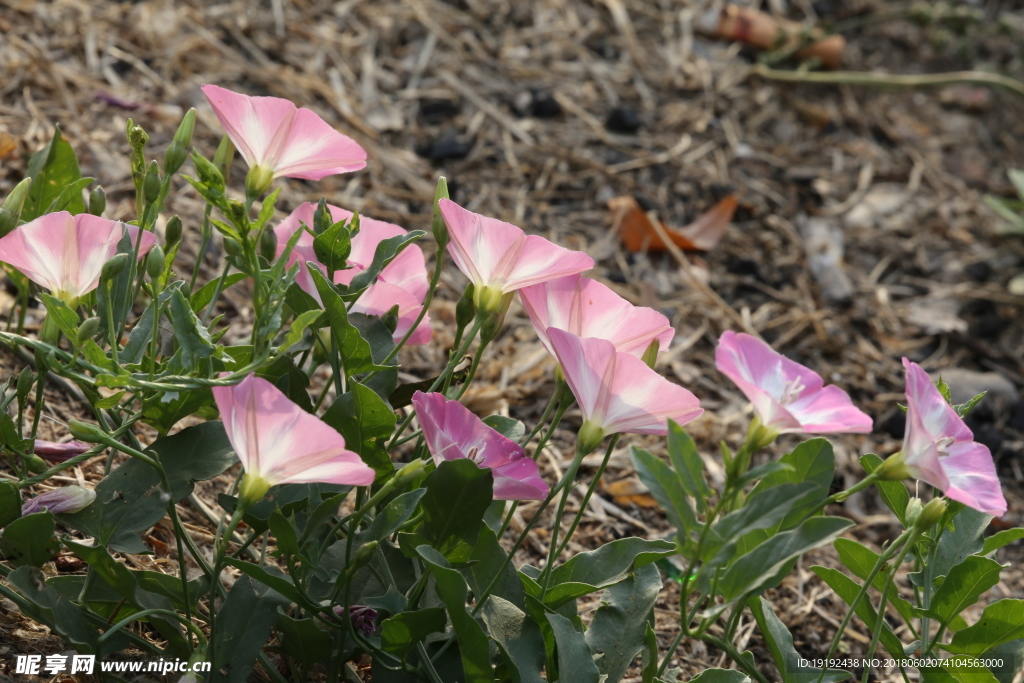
1;0;1023;681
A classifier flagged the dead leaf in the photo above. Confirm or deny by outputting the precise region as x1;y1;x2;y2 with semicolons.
610;194;737;253
0;133;17;160
601;477;659;508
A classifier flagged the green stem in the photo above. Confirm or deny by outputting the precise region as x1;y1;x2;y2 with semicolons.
376;243;445;369
189;204;214;292
98;608;206;648
538;438;591;598
201;261;232;326
553;434;619;559
862;539;916;683
700;633;771;683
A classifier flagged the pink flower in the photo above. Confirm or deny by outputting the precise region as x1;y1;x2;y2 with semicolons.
201;85;366;193
898;359;1006;516
547;328;702;452
438;198;594;313
519;274;674;359
213;374;374;502
34;439;91;462
0;212;155;303
411;391;548;500
714;331;872;435
273;202;430;344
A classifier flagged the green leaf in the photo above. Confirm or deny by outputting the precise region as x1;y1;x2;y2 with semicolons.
630;446;698;545
484;414;527;442
860;454;910;525
982;529;1024;556
416;459;493;563
585;563;662;683
545;611;601;683
269;509;301;563
141;387;215;436
355;490;425;547
461;526;527;609
810;566;905;657
310;267;386;376
642;622;659;683
313;216;352;273
667;420;711;512
380;608;447;657
417;546;493;683
281;309;324;353
344;231;426;297
323;380;397;482
925;556;1003;630
716;516;854;606
7;566;111;654
543;537;674;609
687;670;751;683
167;286;215;372
256;355;314;413
47;176;94;214
480;596;547;683
935;506;992;578
749;596;851;683
920;657;1003;683
983;195;1024;235
749;437;835;530
212;576;291;683
1;512;59;567
24;126;85;220
277;615;334;667
0;481;21;529
61;422;236;553
833;538;916;625
40;294;80;341
944;600;1024;655
190;273;248;313
64;540;189;654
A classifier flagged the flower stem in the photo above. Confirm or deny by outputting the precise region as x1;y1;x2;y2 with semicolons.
553;434;620;559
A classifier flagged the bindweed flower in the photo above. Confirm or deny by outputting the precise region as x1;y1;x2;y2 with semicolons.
715;331;872;436
519;274;674;359
22;485;96;516
411;391;548;500
0;212;156;305
547;328;703;455
274;202;431;343
334;604;378;636
212;374;374;506
437;198;594;314
33;439;91;462
879;359;1006;517
201;85;367;196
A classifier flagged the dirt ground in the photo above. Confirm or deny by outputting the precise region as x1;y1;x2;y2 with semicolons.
1;0;1024;681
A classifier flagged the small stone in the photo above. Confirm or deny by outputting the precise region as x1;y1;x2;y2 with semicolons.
930;368;1020;406
418;99;460;125
881;410;906;440
416;134;472;162
606;106;642;134
964;261;992;281
529;91;561;118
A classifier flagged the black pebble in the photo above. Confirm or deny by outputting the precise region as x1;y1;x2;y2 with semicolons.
964;261;992;282
606;106;642;134
530;91;561;118
418;99;460;125
606;270;628;284
880;410;906;440
416;134;472;162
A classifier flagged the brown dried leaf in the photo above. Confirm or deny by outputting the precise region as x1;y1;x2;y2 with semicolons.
610;194;736;253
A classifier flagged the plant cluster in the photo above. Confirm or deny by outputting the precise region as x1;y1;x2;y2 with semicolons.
0;86;1019;683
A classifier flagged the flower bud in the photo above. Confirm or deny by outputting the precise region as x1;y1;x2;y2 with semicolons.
146;245;165;280
0;177;32;238
21;485;96;516
87;186;106;217
164;215;183;248
921;498;948;526
25;454;48;474
390;458;429;489
191;152;225;192
223;236;243;259
127;123;149;151
905;498;924;528
213;134;236;179
100;253;130;282
350;540;378;572
68;419;108;443
77;317;100;345
876;452;912;481
163;108;196;175
431;176;450;247
16;367;35;401
455;284;476;328
34;439;91;462
334;604;378;636
641;339;660;369
224;199;249;232
259;228;278;262
143;160;161;204
313;198;335;235
381;304;399;334
238;472;271;507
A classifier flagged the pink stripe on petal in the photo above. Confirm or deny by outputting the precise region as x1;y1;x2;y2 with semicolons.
500;235;594;293
902;359;974;443
273;107;367;179
941;441;1007;517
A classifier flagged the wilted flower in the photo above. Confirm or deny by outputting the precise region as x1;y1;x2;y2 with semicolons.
212;374;374;505
880;359;1006;517
21;485;96;516
274;202;431;343
437;198;594;314
715;331;872;435
0;212;155;304
547;328;702;454
333;604;378;636
411;391;548;500
33;439;91;462
519;274;674;359
201;85;367;195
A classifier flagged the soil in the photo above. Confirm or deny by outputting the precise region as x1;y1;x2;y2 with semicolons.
1;0;1023;682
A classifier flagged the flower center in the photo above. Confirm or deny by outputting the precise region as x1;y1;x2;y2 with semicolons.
778;377;806;405
935;436;955;457
465;446;485;465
